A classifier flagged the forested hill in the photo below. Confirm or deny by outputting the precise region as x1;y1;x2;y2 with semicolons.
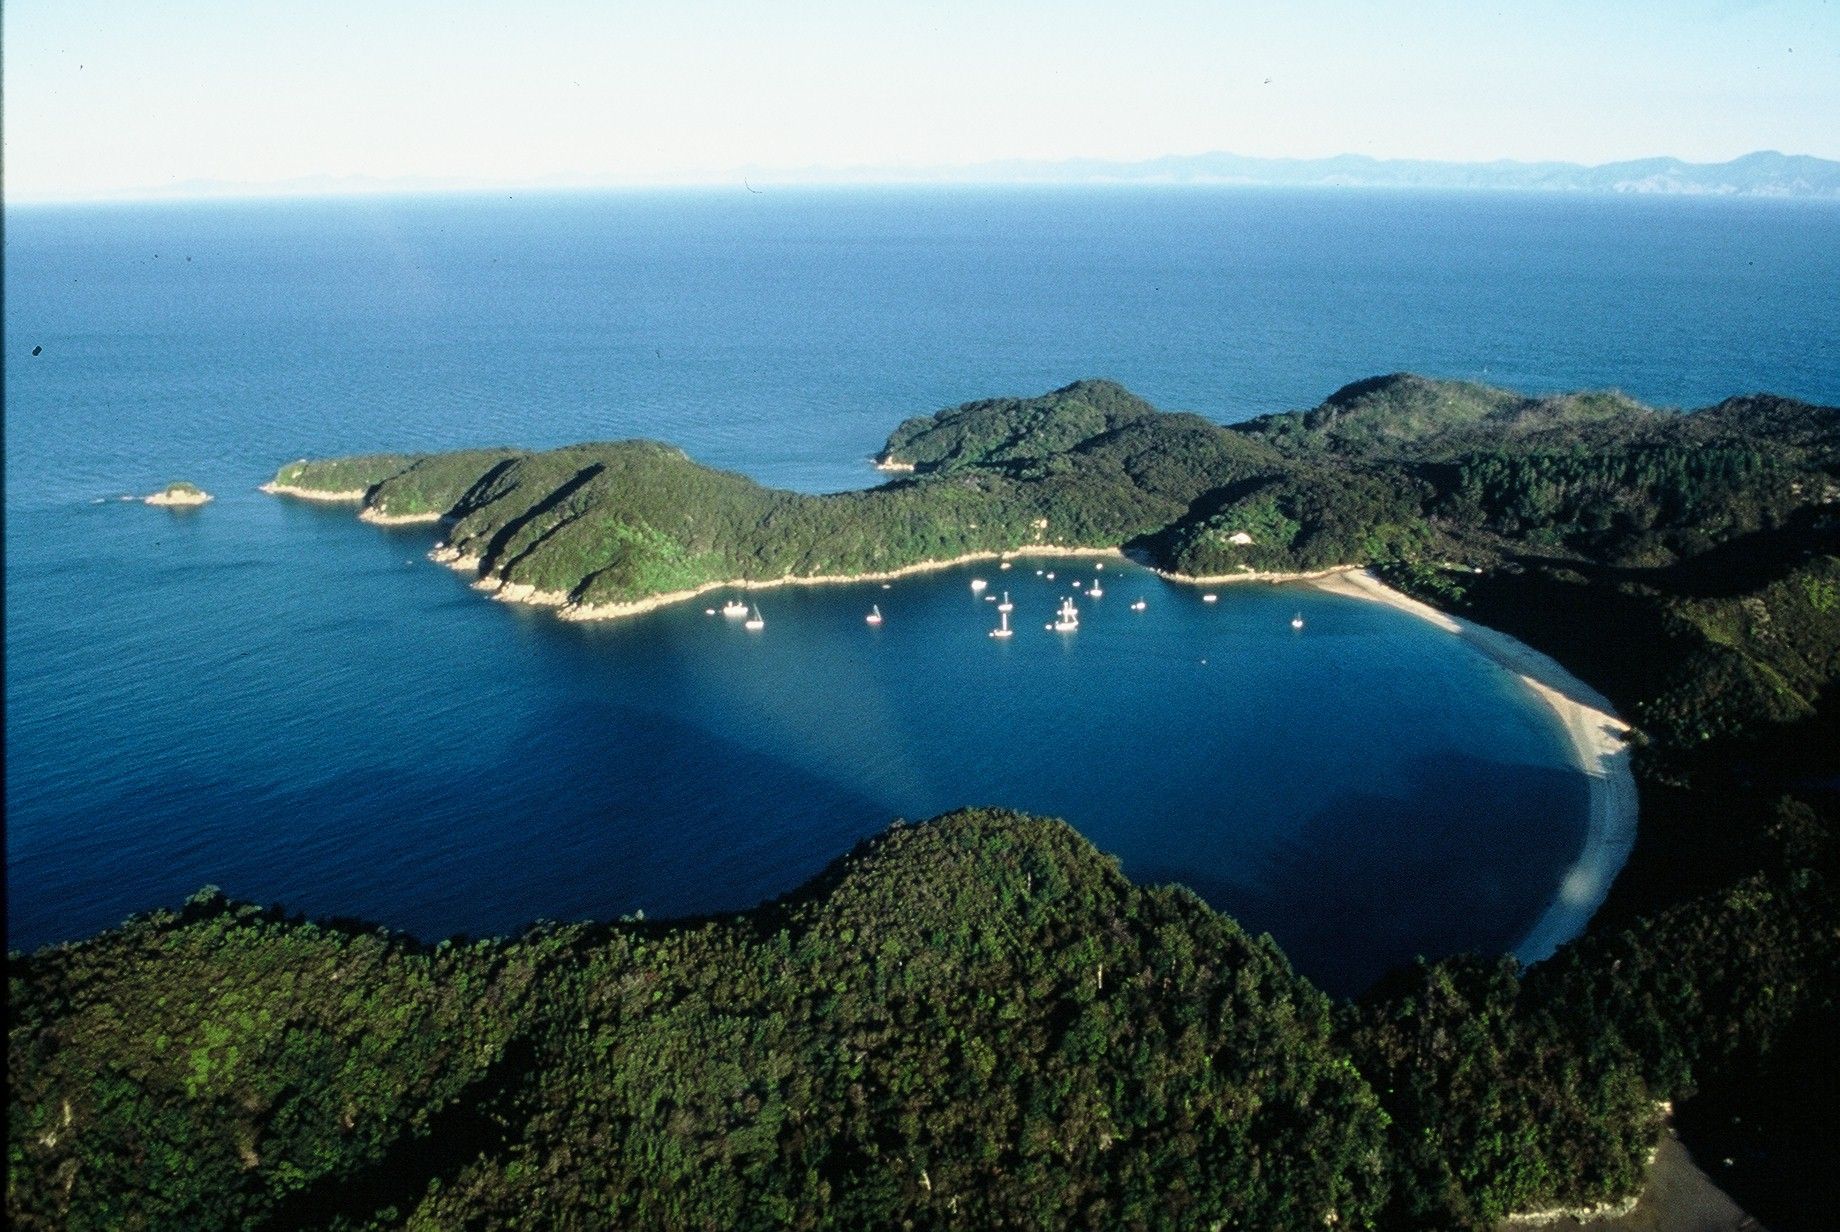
11;807;1834;1230
267;375;1838;604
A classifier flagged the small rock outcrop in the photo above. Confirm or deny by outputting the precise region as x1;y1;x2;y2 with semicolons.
144;482;213;507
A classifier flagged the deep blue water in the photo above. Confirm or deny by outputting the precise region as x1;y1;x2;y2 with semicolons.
7;188;1837;994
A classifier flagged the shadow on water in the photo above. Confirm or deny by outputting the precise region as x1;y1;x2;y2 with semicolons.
1135;754;1588;997
5;700;899;950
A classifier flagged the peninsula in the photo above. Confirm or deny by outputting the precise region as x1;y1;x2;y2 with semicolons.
263;375;1839;643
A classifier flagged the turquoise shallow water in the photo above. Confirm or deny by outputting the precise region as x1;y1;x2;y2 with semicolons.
7;188;1836;992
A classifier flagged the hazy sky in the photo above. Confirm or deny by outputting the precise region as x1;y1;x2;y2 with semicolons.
5;0;1836;200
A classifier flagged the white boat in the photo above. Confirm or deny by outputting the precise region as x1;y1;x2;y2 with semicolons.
1035;569;1044;576
722;598;750;617
1052;596;1080;632
704;608;716;616
970;578;988;592
881;583;892;590
997;591;1013;612
1202;593;1218;604
866;605;883;625
744;605;765;631
989;609;1013;639
1095;562;1104;570
1045;571;1056;580
1130;598;1147;611
1088;576;1104;597
1000;561;1012;571
1290;612;1305;630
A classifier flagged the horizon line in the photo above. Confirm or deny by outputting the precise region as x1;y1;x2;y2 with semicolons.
9;147;1838;208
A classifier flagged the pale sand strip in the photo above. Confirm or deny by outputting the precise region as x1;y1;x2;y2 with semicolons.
358;507;443;526
259;482;367;503
1153;563;1364;586
428;544;1129;622
1302;568;1637;965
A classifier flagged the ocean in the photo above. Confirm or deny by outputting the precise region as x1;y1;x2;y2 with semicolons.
7;187;1837;993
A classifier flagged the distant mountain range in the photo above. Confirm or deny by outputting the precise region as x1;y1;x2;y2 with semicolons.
34;150;1839;203
757;149;1840;198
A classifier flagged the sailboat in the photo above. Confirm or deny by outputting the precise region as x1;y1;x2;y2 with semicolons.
1053;596;1080;632
997;591;1013;612
989;609;1013;639
1290;612;1305;630
722;598;750;617
744;605;765;631
866;604;883;625
1087;575;1104;598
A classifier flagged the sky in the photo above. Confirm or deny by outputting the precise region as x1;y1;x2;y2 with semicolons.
4;0;1837;201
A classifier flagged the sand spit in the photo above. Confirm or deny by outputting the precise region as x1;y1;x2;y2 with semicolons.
1305;569;1637;966
259;482;367;503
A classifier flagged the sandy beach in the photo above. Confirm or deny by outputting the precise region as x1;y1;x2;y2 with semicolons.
422;543;1129;622
1304;568;1637;965
1153;562;1370;586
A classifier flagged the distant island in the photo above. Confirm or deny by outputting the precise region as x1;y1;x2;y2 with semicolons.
802;148;1840;198
11;376;1836;1229
143;480;212;507
52;150;1840;203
